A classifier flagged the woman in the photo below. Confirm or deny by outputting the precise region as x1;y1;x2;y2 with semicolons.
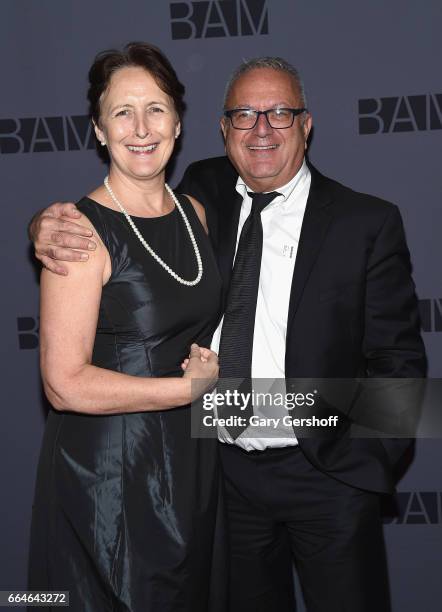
28;42;226;612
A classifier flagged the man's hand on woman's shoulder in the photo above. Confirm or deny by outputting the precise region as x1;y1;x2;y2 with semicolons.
29;202;98;275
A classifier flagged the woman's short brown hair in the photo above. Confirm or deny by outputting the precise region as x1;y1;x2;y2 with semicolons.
88;41;186;125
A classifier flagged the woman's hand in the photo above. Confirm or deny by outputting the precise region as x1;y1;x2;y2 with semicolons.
182;344;219;400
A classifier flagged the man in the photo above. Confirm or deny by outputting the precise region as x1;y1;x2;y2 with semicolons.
30;58;426;612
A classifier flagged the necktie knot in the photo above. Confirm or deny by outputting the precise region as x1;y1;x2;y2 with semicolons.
247;191;280;215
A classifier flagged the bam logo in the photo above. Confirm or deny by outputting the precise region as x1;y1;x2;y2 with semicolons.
170;0;268;39
419;299;442;332
0;115;95;154
17;317;39;350
358;94;442;134
384;492;442;525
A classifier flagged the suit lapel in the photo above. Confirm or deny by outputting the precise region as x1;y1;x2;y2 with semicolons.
286;165;334;327
215;171;242;300
214;161;334;317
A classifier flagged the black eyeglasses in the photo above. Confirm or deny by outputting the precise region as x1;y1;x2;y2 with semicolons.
224;107;307;130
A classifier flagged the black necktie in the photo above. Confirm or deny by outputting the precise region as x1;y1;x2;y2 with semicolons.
218;191;280;438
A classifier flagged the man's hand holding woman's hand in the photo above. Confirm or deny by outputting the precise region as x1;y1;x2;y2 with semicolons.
182;344;218;400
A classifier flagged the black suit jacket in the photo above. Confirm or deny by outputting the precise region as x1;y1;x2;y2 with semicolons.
177;156;426;493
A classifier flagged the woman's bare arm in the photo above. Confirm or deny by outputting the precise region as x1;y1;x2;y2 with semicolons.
40;217;217;414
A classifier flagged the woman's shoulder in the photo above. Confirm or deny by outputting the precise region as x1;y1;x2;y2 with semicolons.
179;193;208;234
74;196;113;250
76;194;109;215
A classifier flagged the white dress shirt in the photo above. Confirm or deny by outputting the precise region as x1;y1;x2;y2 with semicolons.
211;160;311;450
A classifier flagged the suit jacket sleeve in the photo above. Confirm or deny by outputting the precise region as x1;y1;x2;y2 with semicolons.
363;204;426;378
349;205;426;437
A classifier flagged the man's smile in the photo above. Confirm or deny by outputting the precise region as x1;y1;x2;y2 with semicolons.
246;144;279;151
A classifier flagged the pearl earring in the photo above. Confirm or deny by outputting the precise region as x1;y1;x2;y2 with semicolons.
100;141;106;147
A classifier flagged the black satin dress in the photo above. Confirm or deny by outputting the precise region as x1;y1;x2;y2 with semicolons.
28;196;226;611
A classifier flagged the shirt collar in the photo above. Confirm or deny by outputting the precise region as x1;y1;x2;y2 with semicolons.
235;159;310;206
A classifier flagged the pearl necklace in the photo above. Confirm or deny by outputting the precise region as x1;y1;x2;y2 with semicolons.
104;176;203;286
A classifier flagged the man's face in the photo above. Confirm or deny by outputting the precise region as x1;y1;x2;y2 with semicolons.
221;68;312;192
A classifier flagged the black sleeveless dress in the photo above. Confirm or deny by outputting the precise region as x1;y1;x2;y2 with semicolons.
28;196;226;612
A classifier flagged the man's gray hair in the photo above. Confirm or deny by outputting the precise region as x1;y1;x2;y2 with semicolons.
223;57;307;110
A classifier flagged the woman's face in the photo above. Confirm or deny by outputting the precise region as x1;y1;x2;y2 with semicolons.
94;66;180;183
